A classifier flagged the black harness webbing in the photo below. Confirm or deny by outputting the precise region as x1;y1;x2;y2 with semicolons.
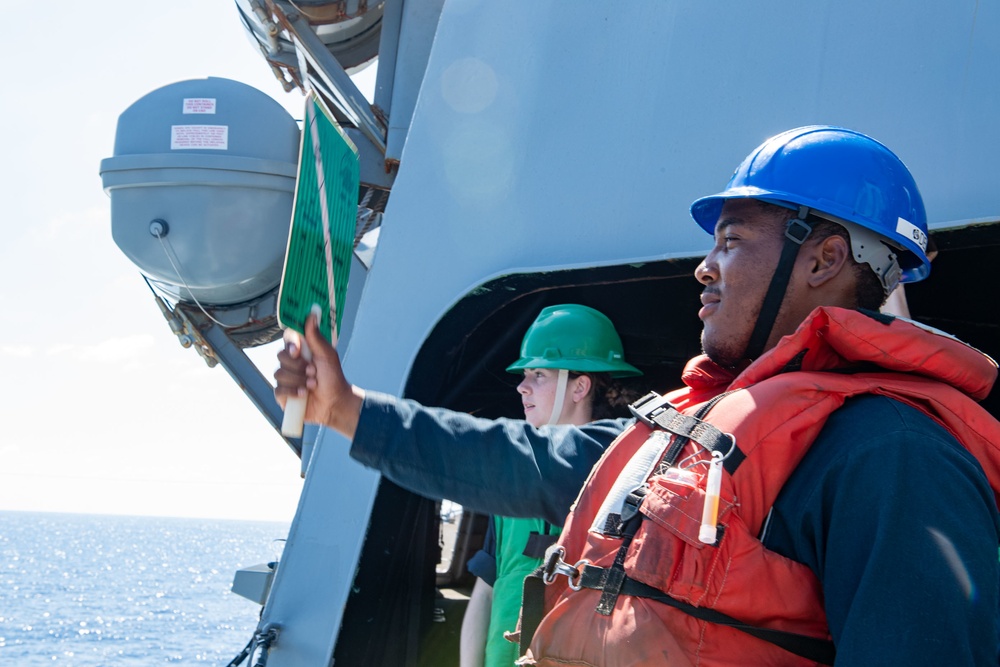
630;391;745;474
574;564;835;665
594;487;645;614
519;569;548;657
522;525;559;559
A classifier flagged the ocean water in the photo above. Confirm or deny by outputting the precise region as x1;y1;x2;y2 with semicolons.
0;511;290;666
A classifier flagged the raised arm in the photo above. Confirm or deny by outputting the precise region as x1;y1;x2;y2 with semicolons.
352;391;628;523
274;314;630;523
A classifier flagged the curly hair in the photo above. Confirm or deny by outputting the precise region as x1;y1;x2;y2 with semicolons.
569;371;644;421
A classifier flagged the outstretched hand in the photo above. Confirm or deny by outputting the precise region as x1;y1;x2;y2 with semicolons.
274;314;365;439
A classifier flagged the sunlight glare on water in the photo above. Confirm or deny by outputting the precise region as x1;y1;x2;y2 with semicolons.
0;512;288;665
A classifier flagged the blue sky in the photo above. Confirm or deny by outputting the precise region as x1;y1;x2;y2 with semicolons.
1;2;375;521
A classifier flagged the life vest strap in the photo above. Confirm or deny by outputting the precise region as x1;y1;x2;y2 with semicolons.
523;531;560;559
575;564;836;665
630;392;745;474
520;568;547;658
595;487;645;614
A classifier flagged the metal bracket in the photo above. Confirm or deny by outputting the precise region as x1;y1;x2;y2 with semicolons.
178;304;303;457
269;0;387;156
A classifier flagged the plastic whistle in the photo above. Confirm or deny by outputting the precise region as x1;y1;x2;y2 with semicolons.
698;451;725;544
280;304;323;438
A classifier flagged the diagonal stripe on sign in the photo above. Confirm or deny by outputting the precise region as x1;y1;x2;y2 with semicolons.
278;92;359;343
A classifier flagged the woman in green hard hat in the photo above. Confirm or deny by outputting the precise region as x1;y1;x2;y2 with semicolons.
459;304;642;667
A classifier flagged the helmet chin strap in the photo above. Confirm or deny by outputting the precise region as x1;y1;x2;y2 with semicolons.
743;207;813;361
546;369;570;426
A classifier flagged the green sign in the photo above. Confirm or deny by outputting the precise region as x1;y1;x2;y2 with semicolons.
277;93;359;343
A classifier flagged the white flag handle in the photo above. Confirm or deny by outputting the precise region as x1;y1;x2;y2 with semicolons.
281;304;326;438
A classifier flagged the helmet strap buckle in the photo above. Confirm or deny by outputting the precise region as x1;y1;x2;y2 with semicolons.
785;207;813;244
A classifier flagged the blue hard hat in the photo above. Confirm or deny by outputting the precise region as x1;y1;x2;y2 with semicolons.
690;126;930;284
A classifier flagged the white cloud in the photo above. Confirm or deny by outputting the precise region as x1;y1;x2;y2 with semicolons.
45;335;156;364
0;345;34;358
36;205;108;243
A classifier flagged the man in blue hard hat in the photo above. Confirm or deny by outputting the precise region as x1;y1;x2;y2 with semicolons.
275;126;1000;666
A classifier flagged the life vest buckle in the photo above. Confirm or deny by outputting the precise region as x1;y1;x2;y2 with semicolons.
629;391;674;427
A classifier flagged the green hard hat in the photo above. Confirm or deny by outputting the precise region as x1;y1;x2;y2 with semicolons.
506;304;642;378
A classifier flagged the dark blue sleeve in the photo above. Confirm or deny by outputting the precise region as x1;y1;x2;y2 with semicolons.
466;517;497;585
765;395;1000;666
350;391;630;525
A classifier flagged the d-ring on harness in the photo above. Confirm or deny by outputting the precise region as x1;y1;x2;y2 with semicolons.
541;546;587;591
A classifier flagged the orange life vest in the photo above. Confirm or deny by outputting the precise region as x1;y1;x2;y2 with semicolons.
518;307;1000;667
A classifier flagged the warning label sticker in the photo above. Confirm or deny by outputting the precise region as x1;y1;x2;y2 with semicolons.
183;98;217;114
171;125;229;150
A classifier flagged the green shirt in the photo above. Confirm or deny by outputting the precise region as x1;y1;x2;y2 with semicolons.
486;515;560;667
